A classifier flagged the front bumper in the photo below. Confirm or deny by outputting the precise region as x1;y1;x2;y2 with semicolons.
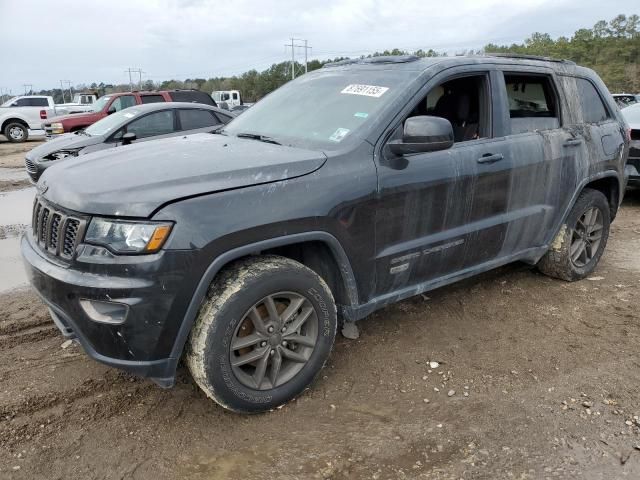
21;231;199;387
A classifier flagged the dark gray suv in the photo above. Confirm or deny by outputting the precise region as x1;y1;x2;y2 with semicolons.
22;54;629;413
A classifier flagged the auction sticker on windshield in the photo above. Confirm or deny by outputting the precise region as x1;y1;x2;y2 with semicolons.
341;84;389;98
329;128;350;142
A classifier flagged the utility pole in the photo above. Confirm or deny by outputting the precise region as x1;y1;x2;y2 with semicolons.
125;68;144;91
60;80;66;103
284;38;312;79
23;84;33;95
61;80;73;102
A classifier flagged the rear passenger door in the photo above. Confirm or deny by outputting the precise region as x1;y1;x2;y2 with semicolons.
493;68;569;255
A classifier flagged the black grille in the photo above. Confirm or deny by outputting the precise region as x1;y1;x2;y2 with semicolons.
25;157;37;174
32;198;87;259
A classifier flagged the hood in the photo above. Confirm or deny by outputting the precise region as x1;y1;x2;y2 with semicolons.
46;111;98;123
40;133;327;217
27;132;101;161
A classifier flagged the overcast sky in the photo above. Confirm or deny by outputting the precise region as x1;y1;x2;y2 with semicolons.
0;0;637;95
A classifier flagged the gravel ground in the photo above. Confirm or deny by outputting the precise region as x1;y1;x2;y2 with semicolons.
0;139;42;192
0;137;638;478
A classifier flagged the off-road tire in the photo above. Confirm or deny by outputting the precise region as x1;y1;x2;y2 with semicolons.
537;188;610;281
4;122;28;143
186;255;337;413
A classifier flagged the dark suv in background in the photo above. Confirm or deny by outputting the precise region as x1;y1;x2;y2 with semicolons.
42;89;216;136
22;54;629;413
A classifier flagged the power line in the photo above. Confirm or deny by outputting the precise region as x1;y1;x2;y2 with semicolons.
285;38;312;79
23;84;33;95
125;68;145;91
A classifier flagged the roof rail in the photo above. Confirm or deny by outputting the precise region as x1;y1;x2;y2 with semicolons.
323;55;421;68
485;52;575;65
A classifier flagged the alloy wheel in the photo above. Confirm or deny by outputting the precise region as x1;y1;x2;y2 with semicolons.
570;206;603;267
230;292;318;390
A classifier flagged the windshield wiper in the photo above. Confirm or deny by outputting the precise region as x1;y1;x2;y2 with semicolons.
236;132;281;145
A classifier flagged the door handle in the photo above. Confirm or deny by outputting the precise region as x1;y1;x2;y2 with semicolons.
477;153;504;164
563;138;583;147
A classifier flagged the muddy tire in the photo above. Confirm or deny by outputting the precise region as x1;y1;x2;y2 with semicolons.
4;122;28;143
186;255;337;413
537;188;610;281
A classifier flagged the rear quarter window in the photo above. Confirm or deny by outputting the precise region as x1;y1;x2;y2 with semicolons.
141;95;165;104
576;78;610;124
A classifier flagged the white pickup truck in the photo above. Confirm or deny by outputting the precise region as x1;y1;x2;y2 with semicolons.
0;94;98;142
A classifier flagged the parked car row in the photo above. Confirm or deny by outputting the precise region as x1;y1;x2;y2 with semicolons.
20;54;631;414
26;102;233;181
622;102;640;186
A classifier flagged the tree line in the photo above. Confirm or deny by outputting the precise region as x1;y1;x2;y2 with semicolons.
21;14;640;104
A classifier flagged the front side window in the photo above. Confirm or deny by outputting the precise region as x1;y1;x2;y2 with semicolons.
178;109;220;130
576;78;609;124
86;108;143;136
503;74;559;133
110;95;136;112
125;110;174;139
14;98;30;106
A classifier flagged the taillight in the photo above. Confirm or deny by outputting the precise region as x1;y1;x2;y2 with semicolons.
40;110;47;119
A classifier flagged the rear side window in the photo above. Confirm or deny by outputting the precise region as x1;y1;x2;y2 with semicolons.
178;109;221;130
29;98;49;106
141;95;165;104
168;90;215;106
576;78;609;124
503;74;559;133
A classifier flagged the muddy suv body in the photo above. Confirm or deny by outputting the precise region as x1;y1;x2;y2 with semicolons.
22;55;629;413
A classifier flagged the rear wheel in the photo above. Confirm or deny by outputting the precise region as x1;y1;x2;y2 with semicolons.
3;122;28;143
537;188;610;281
186;255;337;413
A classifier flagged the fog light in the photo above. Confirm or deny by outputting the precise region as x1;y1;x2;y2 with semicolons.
79;299;128;325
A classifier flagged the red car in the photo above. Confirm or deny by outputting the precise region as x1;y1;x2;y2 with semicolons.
43;89;216;136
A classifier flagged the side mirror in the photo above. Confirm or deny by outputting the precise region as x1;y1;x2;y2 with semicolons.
122;132;137;145
107;106;116;115
388;116;454;156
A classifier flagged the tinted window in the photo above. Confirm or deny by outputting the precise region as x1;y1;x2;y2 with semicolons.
126;110;174;139
141;95;165;104
14;98;30;106
504;74;559;133
178;109;220;130
29;98;49;106
110;95;136;112
576;78;609;124
168;90;215;106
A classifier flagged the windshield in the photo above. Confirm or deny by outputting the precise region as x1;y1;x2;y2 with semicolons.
622;103;640;125
85;107;141;136
223;68;416;150
91;96;111;113
1;97;19;107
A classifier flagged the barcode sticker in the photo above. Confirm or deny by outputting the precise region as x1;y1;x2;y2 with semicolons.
341;84;389;98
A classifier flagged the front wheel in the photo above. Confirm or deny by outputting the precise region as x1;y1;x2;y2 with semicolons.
3;122;28;143
186;255;337;413
537;188;610;281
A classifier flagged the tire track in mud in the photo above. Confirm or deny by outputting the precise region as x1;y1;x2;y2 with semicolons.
0;290;57;347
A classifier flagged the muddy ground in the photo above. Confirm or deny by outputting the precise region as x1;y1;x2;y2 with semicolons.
0;139;42;192
0;137;639;478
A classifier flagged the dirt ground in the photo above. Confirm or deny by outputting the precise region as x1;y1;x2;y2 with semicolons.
0;139;43;192
0;148;639;478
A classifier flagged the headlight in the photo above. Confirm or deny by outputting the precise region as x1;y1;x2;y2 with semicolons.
85;218;173;253
49;122;64;134
44;148;82;161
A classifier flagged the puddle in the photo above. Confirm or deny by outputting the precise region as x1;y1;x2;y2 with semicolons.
0;167;28;182
0;187;35;226
0;237;28;293
0;187;35;293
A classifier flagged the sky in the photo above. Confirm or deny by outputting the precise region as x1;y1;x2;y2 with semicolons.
0;0;637;95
